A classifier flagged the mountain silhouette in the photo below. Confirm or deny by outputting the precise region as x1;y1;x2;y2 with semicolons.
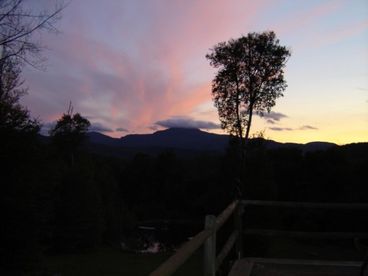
119;128;228;151
84;128;340;158
86;131;121;146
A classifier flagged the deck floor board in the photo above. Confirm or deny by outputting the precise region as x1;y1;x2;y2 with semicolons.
228;258;362;276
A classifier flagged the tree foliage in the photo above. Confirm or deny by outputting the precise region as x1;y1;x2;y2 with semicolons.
0;0;64;66
50;106;90;165
0;54;39;135
206;31;290;143
0;0;64;137
0;2;65;272
50;109;91;145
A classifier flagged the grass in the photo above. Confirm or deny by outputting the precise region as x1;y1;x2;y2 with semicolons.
40;246;202;276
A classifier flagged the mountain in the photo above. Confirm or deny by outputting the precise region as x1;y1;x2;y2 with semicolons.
87;131;121;146
83;128;339;158
120;128;229;151
303;141;338;152
37;128;349;158
84;128;229;158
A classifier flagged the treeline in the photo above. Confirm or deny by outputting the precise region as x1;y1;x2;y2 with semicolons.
1;120;233;273
243;140;368;202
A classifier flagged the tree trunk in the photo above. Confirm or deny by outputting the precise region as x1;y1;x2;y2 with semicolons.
235;78;245;161
0;47;4;97
244;103;254;141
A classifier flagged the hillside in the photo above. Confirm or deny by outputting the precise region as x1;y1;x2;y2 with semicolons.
82;128;344;158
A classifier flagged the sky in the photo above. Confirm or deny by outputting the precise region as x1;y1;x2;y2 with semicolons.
22;0;368;144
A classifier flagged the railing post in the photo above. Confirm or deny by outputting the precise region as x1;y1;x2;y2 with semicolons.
235;203;243;259
204;215;216;276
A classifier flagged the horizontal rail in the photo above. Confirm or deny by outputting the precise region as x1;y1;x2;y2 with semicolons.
216;230;239;269
242;200;368;210
150;228;212;276
215;200;238;230
229;258;363;276
244;229;368;239
149;200;239;276
234;257;363;267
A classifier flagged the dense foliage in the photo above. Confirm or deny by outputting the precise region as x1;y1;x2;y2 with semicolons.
206;31;290;141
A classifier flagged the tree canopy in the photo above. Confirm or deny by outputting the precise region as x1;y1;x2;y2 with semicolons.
0;0;64;136
206;31;290;143
50;107;91;140
50;105;90;165
0;0;64;67
0;54;39;135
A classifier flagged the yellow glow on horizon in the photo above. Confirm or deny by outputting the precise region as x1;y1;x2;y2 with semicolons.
205;112;368;145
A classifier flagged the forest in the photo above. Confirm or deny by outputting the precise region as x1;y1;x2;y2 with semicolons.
1;119;367;274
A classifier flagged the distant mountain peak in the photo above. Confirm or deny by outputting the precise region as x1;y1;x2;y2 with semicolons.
119;127;227;151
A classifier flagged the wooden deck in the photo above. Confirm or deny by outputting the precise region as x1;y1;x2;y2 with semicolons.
149;200;368;276
228;258;362;276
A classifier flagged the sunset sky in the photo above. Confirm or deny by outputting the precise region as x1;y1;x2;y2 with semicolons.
22;0;368;144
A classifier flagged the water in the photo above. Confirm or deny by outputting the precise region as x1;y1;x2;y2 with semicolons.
128;220;202;253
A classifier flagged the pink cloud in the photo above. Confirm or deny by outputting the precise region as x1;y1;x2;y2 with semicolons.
274;0;345;35
23;0;365;140
24;1;273;137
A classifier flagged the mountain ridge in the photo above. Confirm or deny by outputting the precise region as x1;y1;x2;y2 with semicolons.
38;127;367;158
86;128;339;154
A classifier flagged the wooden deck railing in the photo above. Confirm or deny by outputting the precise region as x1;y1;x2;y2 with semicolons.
241;200;368;240
149;200;368;276
149;200;242;276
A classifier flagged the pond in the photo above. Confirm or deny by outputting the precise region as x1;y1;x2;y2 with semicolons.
123;219;203;253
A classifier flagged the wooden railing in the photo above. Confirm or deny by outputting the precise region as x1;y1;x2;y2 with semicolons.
242;200;368;210
149;200;368;276
149;200;243;276
241;200;368;240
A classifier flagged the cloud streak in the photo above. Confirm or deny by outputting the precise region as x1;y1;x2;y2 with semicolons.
155;116;221;130
269;127;293;131
89;122;113;133
299;125;318;130
270;125;318;131
258;111;288;124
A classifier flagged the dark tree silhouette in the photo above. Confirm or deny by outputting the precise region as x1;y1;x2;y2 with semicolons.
0;2;64;272
50;104;90;166
0;55;39;135
0;0;64;67
53;165;105;252
0;48;41;275
0;0;65;137
206;31;290;149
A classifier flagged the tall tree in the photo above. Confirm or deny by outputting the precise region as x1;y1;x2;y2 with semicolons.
0;54;39;135
0;0;64;135
0;1;64;272
50;104;91;166
0;57;41;272
206;31;290;148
